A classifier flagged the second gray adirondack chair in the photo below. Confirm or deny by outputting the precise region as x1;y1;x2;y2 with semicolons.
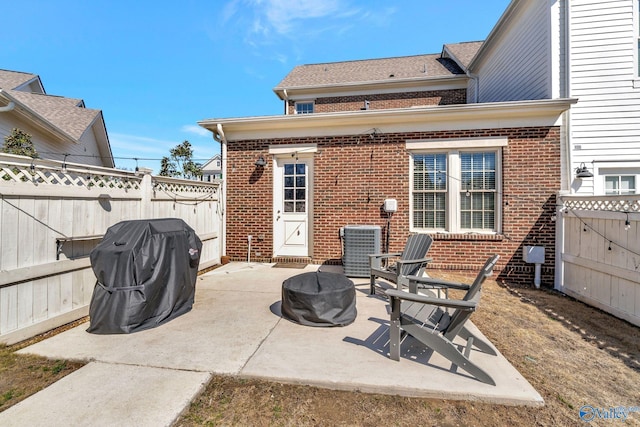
386;254;500;385
369;233;433;295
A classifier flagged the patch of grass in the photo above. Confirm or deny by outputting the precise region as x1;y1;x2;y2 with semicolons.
0;389;17;406
0;323;86;412
557;394;575;410
53;361;66;374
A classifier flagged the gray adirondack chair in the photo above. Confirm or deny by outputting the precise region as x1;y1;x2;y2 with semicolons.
369;233;433;295
385;254;500;385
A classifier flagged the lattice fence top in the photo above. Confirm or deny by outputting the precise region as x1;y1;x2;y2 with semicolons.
152;178;219;199
1;161;141;191
561;196;640;213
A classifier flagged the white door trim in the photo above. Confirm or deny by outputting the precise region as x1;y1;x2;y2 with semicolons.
273;154;313;257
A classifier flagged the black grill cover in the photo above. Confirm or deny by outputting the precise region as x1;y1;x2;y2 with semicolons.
87;218;202;334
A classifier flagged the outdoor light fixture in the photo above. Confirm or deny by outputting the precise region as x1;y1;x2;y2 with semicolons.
61;154;69;173
575;162;593;178
255;156;267;167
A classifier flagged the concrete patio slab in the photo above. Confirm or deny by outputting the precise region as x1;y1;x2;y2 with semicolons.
9;262;543;426
0;362;210;427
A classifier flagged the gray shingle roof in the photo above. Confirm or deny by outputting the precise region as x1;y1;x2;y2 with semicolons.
442;41;484;69
0;69;38;91
8;89;99;140
274;53;465;90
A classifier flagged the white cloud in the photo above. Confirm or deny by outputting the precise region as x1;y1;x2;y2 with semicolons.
181;124;210;137
261;0;343;34
217;0;391;68
109;133;176;155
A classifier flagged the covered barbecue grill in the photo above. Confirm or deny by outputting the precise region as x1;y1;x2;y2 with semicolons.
87;218;202;334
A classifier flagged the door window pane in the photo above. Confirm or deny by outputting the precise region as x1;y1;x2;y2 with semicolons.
283;163;307;212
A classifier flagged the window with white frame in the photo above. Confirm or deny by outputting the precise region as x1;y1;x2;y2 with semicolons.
295;101;314;114
410;144;501;233
604;175;636;195
593;162;640;195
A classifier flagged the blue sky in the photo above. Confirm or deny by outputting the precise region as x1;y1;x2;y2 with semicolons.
2;0;511;173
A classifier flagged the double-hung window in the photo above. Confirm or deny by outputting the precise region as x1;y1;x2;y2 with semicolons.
295;101;314;114
409;138;504;234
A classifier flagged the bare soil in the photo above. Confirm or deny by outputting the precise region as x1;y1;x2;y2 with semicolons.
2;273;639;426
0;318;86;412
175;272;640;426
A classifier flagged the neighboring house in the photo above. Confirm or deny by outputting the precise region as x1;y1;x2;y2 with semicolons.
201;154;222;181
200;35;574;285
465;0;640;196
0;69;114;168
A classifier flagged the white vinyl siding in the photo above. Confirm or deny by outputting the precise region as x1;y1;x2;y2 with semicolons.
568;0;640;194
474;0;551;102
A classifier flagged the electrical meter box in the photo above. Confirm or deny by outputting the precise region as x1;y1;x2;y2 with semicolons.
523;246;545;264
383;198;397;213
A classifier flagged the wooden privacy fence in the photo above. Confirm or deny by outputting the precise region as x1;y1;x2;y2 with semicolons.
556;194;640;326
0;153;222;344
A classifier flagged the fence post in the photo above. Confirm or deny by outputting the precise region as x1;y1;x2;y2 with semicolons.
554;194;565;291
139;168;154;219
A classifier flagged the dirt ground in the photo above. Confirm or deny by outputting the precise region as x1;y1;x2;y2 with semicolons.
2;272;640;426
175;272;640;427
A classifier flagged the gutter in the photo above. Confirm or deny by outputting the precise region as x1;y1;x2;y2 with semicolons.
199;98;578;135
273;75;469;100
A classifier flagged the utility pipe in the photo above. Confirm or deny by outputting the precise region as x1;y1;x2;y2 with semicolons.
213;123;228;262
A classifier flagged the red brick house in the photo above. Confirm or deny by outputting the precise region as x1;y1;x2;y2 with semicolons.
199;42;575;285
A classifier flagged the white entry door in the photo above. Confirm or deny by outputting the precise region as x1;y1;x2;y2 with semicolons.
273;157;311;257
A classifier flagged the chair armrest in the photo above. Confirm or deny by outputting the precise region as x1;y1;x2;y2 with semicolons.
369;253;402;260
395;257;432;266
406;276;470;290
386;289;476;310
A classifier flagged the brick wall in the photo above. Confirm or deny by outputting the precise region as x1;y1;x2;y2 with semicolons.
286;89;466;114
226;126;561;287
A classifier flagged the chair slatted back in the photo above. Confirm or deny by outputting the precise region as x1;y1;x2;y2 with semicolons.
445;254;499;338
399;233;433;276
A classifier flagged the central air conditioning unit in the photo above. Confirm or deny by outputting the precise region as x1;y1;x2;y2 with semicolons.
341;225;381;277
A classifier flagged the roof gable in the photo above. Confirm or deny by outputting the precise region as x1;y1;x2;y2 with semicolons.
442;41;484;71
0;69;44;93
7;90;100;140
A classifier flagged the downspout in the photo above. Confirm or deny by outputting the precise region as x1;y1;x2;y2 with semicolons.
0;101;15;112
213;123;228;261
556;0;571;292
468;73;479;103
283;89;289;115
